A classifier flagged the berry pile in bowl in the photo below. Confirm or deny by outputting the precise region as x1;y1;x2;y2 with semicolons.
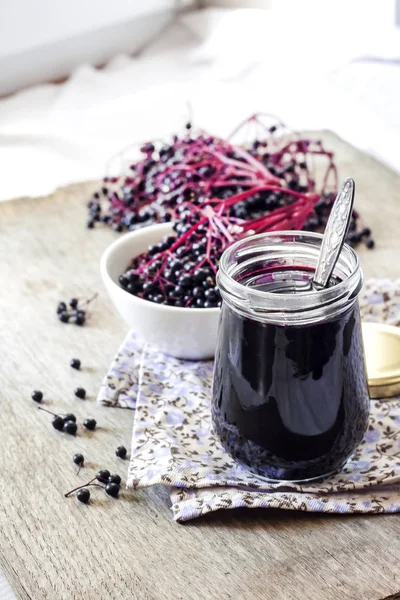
97;114;374;358
100;222;220;360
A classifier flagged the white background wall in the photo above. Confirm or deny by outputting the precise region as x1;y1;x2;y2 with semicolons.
0;0;397;95
0;0;182;59
0;0;193;95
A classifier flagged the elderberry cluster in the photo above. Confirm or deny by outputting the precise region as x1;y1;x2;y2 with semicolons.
87;116;374;263
119;227;222;308
56;294;98;326
57;298;86;325
37;406;96;435
65;469;122;504
86;132;218;232
33;337;131;509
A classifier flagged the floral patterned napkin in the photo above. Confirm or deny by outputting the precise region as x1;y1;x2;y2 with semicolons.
98;279;400;521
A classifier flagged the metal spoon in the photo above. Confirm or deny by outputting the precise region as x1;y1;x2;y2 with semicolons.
313;177;355;289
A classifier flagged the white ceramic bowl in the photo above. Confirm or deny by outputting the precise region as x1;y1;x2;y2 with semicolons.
100;223;220;360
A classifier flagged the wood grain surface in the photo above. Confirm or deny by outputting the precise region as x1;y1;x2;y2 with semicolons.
0;132;399;600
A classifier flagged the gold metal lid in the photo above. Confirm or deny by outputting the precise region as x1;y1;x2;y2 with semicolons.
362;322;400;399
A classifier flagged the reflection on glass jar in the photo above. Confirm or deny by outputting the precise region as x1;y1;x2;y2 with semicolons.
212;232;370;482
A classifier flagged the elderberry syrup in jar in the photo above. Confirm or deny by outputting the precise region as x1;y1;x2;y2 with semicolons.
212;232;370;482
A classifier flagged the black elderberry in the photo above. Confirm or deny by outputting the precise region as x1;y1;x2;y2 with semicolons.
108;474;121;485
170;260;183;272
194;268;209;282
175;246;186;258
204;289;219;302
105;482;120;498
77;488;90;503
119;274;129;287
83;418;96;431
142;281;155;293
59;312;70;323
70;358;81;370
57;301;67;314
31;390;43;403
116;446;127;459
69;298;78;309
74;387;86;400
148;245;158;256
73;453;84;466
96;469;111;482
192;286;204;299
184;261;195;273
63;420;78;435
173;285;185;297
73;311;86;326
126;282;140;294
192;242;206;255
178;274;193;288
64;413;77;423
52;415;65;431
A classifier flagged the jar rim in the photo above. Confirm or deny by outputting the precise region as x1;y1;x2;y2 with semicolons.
217;231;362;324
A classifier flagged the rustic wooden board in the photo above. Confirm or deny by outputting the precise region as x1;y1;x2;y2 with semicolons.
0;132;399;600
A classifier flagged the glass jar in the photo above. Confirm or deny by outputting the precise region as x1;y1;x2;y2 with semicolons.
212;231;370;482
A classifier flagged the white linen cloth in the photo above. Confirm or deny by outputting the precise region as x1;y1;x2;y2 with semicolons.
0;5;400;201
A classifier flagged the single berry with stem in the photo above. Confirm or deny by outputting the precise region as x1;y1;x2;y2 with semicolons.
74;387;86;400
38;406;77;425
73;453;84;466
83;418;96;431
65;476;98;497
116;446;127;459
52;415;65;431
76;488;90;504
70;358;81;370
31;390;43;403
37;406;66;431
96;469;111;483
73;453;84;474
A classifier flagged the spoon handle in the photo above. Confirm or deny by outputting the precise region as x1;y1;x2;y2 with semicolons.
313;178;355;289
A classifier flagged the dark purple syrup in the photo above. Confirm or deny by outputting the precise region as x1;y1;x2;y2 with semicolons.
212;267;370;481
